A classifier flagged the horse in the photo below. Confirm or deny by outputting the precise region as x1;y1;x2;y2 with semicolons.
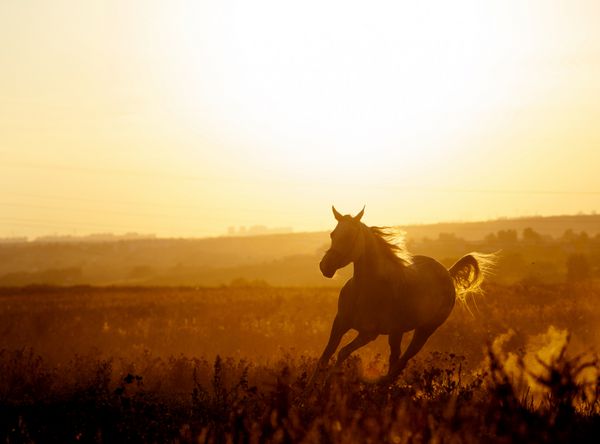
309;206;495;385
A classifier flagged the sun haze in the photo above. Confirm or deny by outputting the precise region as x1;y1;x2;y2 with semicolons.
1;0;599;238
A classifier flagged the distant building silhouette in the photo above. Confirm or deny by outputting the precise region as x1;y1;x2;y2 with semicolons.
226;225;293;236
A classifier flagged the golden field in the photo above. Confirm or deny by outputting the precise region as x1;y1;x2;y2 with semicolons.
1;281;599;442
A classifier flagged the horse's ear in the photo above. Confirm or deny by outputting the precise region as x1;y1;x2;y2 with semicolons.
332;206;343;221
353;206;365;222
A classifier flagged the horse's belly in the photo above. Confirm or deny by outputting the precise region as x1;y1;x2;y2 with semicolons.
350;294;410;334
391;282;455;331
350;288;450;334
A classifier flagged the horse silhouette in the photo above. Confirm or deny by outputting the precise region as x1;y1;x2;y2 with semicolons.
310;206;495;385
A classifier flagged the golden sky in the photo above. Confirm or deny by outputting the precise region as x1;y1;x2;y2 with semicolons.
1;0;599;238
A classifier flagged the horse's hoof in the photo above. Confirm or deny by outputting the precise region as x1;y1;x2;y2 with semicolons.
359;374;391;386
377;375;395;386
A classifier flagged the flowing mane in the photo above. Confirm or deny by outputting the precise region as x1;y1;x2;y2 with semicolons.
368;226;413;266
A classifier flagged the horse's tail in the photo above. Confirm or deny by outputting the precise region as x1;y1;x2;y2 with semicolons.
448;252;498;304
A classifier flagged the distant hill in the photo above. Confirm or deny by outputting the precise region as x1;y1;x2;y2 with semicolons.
1;213;598;287
400;214;600;241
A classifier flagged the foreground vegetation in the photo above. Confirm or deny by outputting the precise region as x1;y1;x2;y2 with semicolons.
1;343;599;443
0;283;599;442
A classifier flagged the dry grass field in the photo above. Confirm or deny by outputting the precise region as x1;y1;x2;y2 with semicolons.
1;283;599;442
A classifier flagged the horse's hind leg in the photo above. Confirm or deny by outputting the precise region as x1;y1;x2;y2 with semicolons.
385;327;435;382
387;332;403;375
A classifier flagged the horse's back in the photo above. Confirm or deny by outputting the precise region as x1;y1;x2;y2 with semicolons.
409;255;453;283
407;255;455;297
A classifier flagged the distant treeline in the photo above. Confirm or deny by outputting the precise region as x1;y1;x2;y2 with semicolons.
1;214;599;287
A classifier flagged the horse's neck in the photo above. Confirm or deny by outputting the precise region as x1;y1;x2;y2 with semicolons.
353;228;395;282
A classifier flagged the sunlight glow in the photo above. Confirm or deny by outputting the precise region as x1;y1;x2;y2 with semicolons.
1;0;599;237
171;0;516;180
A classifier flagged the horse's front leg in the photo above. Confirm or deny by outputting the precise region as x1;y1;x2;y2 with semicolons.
307;315;348;387
335;331;378;367
387;332;403;375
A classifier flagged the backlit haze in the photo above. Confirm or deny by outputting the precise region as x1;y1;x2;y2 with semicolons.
1;0;599;238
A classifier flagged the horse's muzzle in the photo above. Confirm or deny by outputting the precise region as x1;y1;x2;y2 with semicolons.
319;256;336;278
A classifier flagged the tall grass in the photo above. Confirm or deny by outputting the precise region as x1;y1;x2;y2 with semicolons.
0;283;599;442
1;346;598;442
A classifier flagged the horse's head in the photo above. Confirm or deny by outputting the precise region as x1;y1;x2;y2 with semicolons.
320;206;365;278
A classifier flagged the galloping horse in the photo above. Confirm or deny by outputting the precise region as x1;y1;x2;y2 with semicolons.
310;206;495;385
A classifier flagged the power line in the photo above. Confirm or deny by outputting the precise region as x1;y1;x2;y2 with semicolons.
0;217;145;232
405;187;600;196
3;160;600;195
0;192;306;216
0;160;217;182
0;201;248;223
0;217;218;235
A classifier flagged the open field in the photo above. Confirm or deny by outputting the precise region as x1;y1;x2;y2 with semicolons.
1;283;599;442
5;0;600;441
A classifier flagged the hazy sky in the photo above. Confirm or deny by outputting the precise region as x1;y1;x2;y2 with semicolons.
1;0;599;238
